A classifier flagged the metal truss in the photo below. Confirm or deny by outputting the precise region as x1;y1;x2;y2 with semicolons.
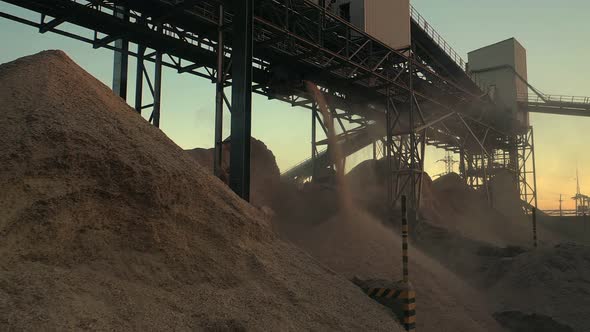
456;126;537;214
385;56;426;222
0;0;500;122
0;0;525;204
134;45;164;127
516;127;538;213
373;139;387;160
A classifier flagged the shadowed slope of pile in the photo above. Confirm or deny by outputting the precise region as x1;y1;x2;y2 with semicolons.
277;210;504;332
0;51;402;331
186;137;281;209
484;243;590;331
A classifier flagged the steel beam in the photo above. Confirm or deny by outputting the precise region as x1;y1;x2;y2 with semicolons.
525;104;590;117
152;51;163;127
229;0;253;201
39;15;65;33
213;3;225;179
0;0;527;200
517;127;538;214
530;127;538;209
134;44;146;113
112;5;129;100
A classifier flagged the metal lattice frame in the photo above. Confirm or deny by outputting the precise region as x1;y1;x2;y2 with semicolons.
0;0;526;205
517;127;538;213
134;44;164;127
385;55;427;221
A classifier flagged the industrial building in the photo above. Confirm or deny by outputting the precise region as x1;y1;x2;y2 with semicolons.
1;0;590;330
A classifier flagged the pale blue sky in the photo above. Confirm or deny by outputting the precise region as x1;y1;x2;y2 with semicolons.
1;1;589;209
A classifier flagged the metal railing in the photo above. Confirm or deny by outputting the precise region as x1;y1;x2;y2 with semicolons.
410;5;466;71
281;148;328;178
544;209;582;217
518;93;590;106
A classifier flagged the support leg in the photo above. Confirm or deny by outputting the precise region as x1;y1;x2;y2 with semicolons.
134;45;145;113
311;102;317;179
152;51;163;128
214;4;225;179
112;6;129;99
229;0;253;201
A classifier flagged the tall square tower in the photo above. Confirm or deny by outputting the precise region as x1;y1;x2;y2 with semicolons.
322;0;411;50
468;38;529;127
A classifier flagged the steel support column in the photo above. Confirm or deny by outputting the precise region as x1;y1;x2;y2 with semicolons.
386;57;426;224
214;4;225;179
459;148;466;179
112;5;129;100
311;102;317;179
152;51;163;128
530;127;539;210
134;43;164;128
134;44;145;113
229;0;253;200
517;127;538;214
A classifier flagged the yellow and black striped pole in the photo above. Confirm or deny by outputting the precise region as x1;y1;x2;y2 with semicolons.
532;207;538;248
401;195;409;282
401;195;415;331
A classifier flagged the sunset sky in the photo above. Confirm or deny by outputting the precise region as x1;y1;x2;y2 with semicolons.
1;0;588;210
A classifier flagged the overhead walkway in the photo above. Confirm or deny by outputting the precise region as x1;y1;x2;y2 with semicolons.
518;94;590;117
469;63;590;117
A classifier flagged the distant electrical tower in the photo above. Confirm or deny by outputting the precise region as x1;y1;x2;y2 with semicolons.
572;168;589;216
437;151;458;175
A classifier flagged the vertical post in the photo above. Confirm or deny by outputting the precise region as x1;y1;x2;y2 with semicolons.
522;135;528;207
459;149;465;179
488;153;495;208
112;6;129;100
152;51;163;128
532;206;538;248
134;44;145;113
311;103;317;178
530;127;539;209
584;213;588;245
386;89;394;210
401;195;416;332
483;153;491;205
318;0;325;46
401;195;409;283
408;52;418;223
229;0;253;200
214;4;225;178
